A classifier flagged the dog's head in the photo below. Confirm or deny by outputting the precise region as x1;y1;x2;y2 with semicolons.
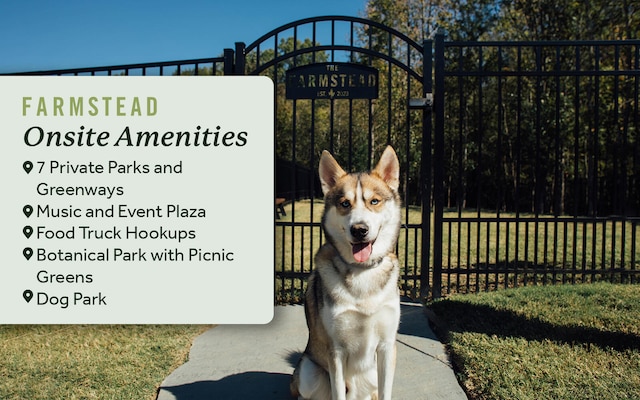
319;145;401;266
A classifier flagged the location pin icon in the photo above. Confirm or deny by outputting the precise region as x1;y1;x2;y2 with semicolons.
23;226;33;238
23;161;33;174
23;290;33;303
23;205;33;218
23;247;33;260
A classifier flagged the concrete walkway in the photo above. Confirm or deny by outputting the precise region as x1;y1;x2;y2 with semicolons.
157;302;468;399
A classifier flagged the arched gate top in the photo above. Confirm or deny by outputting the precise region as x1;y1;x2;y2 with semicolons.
240;15;426;82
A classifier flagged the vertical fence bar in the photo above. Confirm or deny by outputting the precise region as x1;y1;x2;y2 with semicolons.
496;45;504;288
514;45;523;287
572;45;581;283
553;46;561;284
431;34;445;298
591;44;601;280
533;45;542;285
456;46;465;293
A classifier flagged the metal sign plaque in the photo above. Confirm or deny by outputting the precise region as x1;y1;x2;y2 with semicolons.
286;63;379;100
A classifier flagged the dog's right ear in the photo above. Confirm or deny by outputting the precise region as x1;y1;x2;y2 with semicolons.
319;150;346;195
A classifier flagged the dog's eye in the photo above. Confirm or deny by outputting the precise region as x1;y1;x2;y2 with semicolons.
340;200;351;208
370;199;380;205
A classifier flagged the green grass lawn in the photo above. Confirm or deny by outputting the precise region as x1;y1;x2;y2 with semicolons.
428;282;640;400
0;325;207;400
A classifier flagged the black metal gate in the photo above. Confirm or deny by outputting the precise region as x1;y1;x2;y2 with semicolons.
233;16;432;303
8;15;435;303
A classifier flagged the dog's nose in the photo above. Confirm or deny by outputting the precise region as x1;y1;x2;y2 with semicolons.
350;224;369;240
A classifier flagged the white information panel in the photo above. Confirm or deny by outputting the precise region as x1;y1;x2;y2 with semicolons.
0;76;274;324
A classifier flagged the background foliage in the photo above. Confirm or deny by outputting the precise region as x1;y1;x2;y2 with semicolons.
262;1;639;214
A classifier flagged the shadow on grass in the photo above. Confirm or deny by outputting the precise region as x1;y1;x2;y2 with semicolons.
160;371;291;400
428;300;640;352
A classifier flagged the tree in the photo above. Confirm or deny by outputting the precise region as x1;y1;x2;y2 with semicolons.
496;0;640;40
361;0;639;214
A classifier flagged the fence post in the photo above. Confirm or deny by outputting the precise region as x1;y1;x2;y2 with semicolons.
431;33;446;298
235;42;246;75
419;39;433;299
223;48;234;75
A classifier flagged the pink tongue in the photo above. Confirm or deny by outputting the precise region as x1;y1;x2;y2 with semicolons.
352;242;372;262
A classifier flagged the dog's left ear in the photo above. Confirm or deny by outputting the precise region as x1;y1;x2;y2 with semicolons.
373;145;400;192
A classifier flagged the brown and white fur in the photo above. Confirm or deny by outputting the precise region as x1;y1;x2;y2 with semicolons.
291;146;401;400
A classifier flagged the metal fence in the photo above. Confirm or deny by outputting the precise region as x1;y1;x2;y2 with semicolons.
7;17;639;301
431;35;640;297
10;54;232;77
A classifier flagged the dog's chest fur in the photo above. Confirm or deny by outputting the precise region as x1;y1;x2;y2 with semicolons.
310;244;400;359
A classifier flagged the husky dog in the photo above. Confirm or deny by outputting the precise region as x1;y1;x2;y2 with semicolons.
291;146;401;400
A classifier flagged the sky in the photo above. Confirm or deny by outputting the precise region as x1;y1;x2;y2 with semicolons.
0;0;366;73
